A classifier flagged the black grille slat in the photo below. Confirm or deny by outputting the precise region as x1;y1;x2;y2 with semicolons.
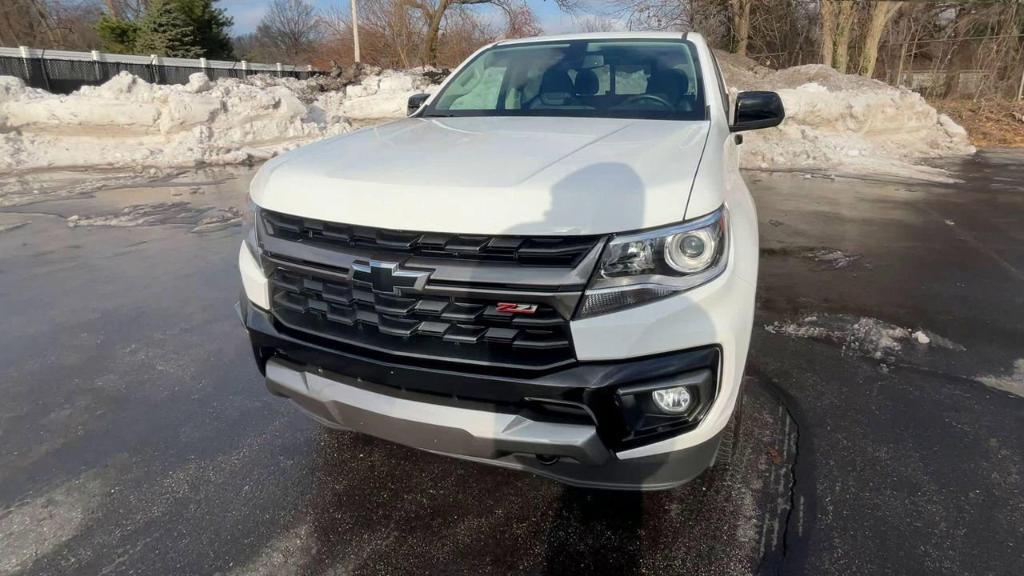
302;278;324;292
356;309;379;325
441;303;485;322
320;283;353;304
274;292;306;313
379;315;420;337
511;315;565;328
443;324;486;344
486;236;524;251
416;320;450;336
326;305;356;326
374;294;417;315
376;230;421;249
414;299;448;316
484;327;519;343
270;276;302;293
320;226;351;242
513;332;570;349
515;238;597;266
444;236;489;254
261;210;598;267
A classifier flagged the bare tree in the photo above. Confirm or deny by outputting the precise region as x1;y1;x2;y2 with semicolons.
407;0;573;65
573;14;621;32
50;0;105;48
434;3;501;64
832;0;855;73
819;0;835;66
858;0;901;77
611;0;731;49
320;0;520;68
728;0;752;56
255;0;325;63
504;1;541;38
101;0;149;20
321;0;423;68
1;0;61;46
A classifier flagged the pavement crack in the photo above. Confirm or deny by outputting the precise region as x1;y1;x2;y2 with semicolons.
750;367;805;576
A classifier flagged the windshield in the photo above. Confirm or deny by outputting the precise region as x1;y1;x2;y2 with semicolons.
421;39;707;121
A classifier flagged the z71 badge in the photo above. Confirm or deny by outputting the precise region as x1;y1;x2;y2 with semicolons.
495;302;538;314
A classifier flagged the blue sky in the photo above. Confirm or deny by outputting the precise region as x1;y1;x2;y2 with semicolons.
219;0;579;36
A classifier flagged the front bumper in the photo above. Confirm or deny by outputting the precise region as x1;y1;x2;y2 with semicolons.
242;300;725;490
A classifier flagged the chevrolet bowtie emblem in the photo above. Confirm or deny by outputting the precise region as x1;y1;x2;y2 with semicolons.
351;260;431;295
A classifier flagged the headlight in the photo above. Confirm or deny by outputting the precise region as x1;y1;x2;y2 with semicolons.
242;199;260;257
577;207;728;318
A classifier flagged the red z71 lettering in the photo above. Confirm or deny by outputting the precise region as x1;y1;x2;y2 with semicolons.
496;303;538;314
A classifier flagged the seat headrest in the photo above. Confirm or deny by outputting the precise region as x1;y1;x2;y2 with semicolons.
646;69;690;99
574;68;600;96
540;69;574;96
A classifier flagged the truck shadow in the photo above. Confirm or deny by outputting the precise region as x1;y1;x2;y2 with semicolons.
294;378;792;575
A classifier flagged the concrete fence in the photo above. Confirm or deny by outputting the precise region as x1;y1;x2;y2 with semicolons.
0;47;323;94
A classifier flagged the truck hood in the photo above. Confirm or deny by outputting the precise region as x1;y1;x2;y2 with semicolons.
253;116;711;236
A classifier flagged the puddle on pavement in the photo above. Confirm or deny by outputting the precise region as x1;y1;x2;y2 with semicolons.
0;166;256;233
0;168;183;208
66;202;242;233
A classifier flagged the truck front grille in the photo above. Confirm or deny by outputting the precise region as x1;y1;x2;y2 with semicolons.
264;257;578;372
262;210;599;267
258;211;604;373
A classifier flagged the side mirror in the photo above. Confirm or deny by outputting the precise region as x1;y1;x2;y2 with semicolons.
730;91;785;132
407;93;430;116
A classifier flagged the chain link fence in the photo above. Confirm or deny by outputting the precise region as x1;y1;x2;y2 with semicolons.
0;47;324;94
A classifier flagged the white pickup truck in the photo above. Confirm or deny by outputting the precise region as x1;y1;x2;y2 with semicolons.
238;32;784;490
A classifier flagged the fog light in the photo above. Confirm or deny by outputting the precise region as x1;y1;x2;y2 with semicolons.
652;387;692;414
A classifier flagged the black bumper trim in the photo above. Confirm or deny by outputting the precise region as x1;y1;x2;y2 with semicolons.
242;298;720;451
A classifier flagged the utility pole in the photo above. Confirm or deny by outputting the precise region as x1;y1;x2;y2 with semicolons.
350;0;361;64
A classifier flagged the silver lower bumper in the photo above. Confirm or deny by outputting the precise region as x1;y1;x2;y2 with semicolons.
265;359;722;490
266;360;611;466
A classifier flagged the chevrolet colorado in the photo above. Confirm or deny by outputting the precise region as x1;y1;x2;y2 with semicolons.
238;32;784;490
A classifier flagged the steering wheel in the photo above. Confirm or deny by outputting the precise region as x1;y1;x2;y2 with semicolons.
620;94;674;110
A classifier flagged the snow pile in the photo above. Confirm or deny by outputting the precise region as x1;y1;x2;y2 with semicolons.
976;359;1024;398
0;70;438;172
322;69;438;119
803;247;861;269
1;56;973;180
240;66;440;117
765;313;964;366
716;53;975;181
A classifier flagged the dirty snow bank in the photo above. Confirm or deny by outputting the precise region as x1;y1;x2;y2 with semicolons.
715;52;975;181
1;57;972;181
976;359;1024;398
0;70;438;172
765;313;964;367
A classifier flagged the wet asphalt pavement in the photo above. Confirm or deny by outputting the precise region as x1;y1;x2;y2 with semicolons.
1;150;1022;575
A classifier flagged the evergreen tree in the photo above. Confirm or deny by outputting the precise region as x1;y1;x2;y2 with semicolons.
96;15;139;54
94;0;234;59
176;0;235;59
134;0;202;58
